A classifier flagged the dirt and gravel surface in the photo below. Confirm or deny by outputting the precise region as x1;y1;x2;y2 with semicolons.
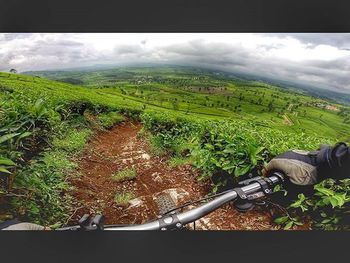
68;121;280;230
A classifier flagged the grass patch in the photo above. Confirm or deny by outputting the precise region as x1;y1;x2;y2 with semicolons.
112;168;137;182
114;192;134;206
98;112;125;129
52;129;91;154
168;156;193;167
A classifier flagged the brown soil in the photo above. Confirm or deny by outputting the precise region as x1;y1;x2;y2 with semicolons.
68;121;299;230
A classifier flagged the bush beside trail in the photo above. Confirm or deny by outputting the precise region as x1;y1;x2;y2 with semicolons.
141;112;331;184
0;75;140;225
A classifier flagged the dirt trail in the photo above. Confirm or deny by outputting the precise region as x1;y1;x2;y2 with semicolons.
283;114;294;126
69;121;276;230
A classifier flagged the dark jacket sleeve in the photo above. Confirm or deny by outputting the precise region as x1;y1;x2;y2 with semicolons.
317;142;350;180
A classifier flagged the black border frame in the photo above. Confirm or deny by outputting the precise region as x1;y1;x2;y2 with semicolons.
1;231;350;262
0;0;350;32
1;0;350;262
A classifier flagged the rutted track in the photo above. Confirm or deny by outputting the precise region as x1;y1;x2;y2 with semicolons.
69;121;277;230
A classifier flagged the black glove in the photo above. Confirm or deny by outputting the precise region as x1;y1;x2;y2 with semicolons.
262;143;350;185
262;149;319;185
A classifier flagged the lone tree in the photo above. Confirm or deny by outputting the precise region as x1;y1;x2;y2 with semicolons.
9;69;17;74
267;101;274;112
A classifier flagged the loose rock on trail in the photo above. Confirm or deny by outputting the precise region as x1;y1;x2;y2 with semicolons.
69;121;276;230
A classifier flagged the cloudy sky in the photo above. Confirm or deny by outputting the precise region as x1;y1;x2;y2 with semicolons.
0;33;350;94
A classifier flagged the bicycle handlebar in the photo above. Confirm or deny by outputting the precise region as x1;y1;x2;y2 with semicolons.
58;172;284;231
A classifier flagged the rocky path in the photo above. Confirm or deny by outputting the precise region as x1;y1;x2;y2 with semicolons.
69;121;276;230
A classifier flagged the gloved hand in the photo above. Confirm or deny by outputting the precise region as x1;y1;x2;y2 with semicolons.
262;143;350;185
262;149;320;185
1;222;50;230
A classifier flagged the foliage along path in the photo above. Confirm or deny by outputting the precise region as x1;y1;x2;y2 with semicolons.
69;121;278;230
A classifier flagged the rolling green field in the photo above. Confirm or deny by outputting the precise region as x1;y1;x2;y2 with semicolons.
0;66;349;229
25;66;350;141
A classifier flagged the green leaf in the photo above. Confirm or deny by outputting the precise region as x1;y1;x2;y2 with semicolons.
294;221;304;226
321;218;332;224
314;185;335;196
289;195;305;208
222;163;236;171
300;205;308;212
320;212;327;218
250;155;257;166
297;193;306;201
234;165;251;177
329;197;338;208
0;158;15;166
274;216;289;224
333;194;346;207
0;167;12;174
17;131;32;140
210;157;221;167
0;133;20;144
254;146;265;155
273;185;281;192
205;143;214;150
284;221;294;230
223;148;236;154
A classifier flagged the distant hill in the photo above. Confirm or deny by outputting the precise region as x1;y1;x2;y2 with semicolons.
23;64;350;105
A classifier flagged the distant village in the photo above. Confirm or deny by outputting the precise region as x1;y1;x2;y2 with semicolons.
313;102;340;112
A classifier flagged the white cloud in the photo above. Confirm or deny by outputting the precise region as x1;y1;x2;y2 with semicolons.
0;33;350;94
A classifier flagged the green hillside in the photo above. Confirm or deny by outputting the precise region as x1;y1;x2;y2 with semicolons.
0;67;349;228
25;66;350;141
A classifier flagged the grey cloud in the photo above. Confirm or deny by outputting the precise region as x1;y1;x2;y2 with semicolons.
152;38;350;94
114;44;144;55
269;33;350;50
0;33;34;41
0;33;349;95
0;35;99;71
166;40;239;57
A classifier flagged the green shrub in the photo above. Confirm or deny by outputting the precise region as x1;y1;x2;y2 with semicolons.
141;112;202;156
274;179;350;230
98;112;125;129
0;75;137;225
9;150;76;225
192;120;329;183
141;112;330;186
7;125;89;225
0;101;91;225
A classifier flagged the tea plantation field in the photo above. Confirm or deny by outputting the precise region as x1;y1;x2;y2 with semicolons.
0;66;349;229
